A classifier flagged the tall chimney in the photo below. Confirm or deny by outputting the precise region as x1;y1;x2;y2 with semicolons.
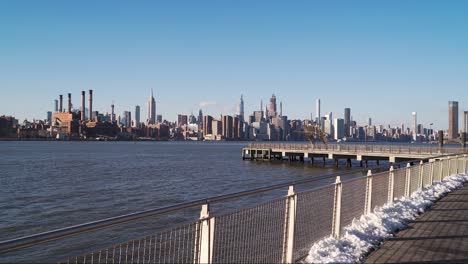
67;93;72;113
59;95;63;112
89;90;93;121
81;91;85;121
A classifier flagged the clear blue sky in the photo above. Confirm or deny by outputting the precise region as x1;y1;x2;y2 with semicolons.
1;1;467;130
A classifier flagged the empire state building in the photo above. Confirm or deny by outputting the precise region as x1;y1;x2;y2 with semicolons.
148;89;156;124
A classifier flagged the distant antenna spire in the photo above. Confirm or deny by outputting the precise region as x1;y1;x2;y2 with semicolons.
151;88;153;97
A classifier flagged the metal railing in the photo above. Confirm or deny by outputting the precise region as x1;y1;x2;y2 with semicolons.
1;154;467;263
246;143;465;155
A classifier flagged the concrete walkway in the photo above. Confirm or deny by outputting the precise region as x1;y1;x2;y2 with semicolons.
365;183;468;263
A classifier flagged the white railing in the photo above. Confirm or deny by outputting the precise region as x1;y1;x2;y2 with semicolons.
1;154;467;264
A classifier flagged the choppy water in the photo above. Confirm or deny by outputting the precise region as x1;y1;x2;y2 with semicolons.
0;141;369;262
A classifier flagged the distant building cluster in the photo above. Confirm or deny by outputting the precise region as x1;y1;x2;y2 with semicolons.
0;93;466;143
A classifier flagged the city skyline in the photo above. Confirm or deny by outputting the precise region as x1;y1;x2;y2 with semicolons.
1;1;468;129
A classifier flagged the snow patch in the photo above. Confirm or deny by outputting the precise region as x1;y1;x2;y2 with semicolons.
305;173;468;264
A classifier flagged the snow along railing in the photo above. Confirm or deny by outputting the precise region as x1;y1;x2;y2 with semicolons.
0;154;467;263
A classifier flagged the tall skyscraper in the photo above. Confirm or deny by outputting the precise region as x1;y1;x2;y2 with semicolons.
412;112;417;134
463;111;468;134
280;101;283;117
111;103;115;123
54;100;58;112
334;118;344;140
147;89;156;125
135;105;140;127
315;98;321;124
344;108;351;137
448;101;459;139
124;111;132;128
268;94;277;116
368;117;372;126
237;95;244;121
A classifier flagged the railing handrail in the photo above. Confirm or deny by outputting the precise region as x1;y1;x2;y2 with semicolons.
0;152;461;254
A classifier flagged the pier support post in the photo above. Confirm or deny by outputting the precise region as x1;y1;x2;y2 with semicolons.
346;158;352;168
332;176;343;238
365;160;368;168
376;160;379;166
365;170;373;214
283;185;297;264
360;160;363;167
197;204;214;264
334;159;339;167
323;157;326;166
388;166;395;203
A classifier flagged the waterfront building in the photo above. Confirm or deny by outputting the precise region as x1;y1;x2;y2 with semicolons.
147;89;156;125
178;114;188;127
464;111;468;133
334;118;344;140
344;108;351;137
448;101;458;139
135;105;140;127
222;115;234;139
203;115;213;137
124;111;132;128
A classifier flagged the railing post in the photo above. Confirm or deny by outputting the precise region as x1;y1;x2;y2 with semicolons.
388;166;395;203
429;160;434;185
283;185;297;264
365;170;373;214
197;204;214;264
332;176;342;238
405;163;411;197
418;160;424;190
465;155;468;173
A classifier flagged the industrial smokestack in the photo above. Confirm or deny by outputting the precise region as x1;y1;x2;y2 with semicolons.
81;91;85;121
89;90;93;121
59;95;63;112
67;93;72;113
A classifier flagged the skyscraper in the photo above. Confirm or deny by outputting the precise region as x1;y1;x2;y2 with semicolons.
237;95;244;122
147;89;156;125
124;111;132;128
334;118;344;140
268;94;277;116
135;105;140;127
412;112;417;135
344;108;351;137
315;98;321;124
463;111;468;134
448;101;458;139
54;100;58;112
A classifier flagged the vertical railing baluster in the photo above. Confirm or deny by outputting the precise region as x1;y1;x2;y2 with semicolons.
282;185;297;264
388;166;395;203
365;170;373;214
405;163;411;197
332;176;342;238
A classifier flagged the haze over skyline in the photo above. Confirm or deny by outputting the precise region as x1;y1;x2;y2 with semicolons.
1;1;467;130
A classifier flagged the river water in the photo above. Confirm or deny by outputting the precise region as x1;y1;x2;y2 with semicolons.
0;141;372;262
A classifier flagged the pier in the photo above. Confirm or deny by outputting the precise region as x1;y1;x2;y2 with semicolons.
242;143;466;166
